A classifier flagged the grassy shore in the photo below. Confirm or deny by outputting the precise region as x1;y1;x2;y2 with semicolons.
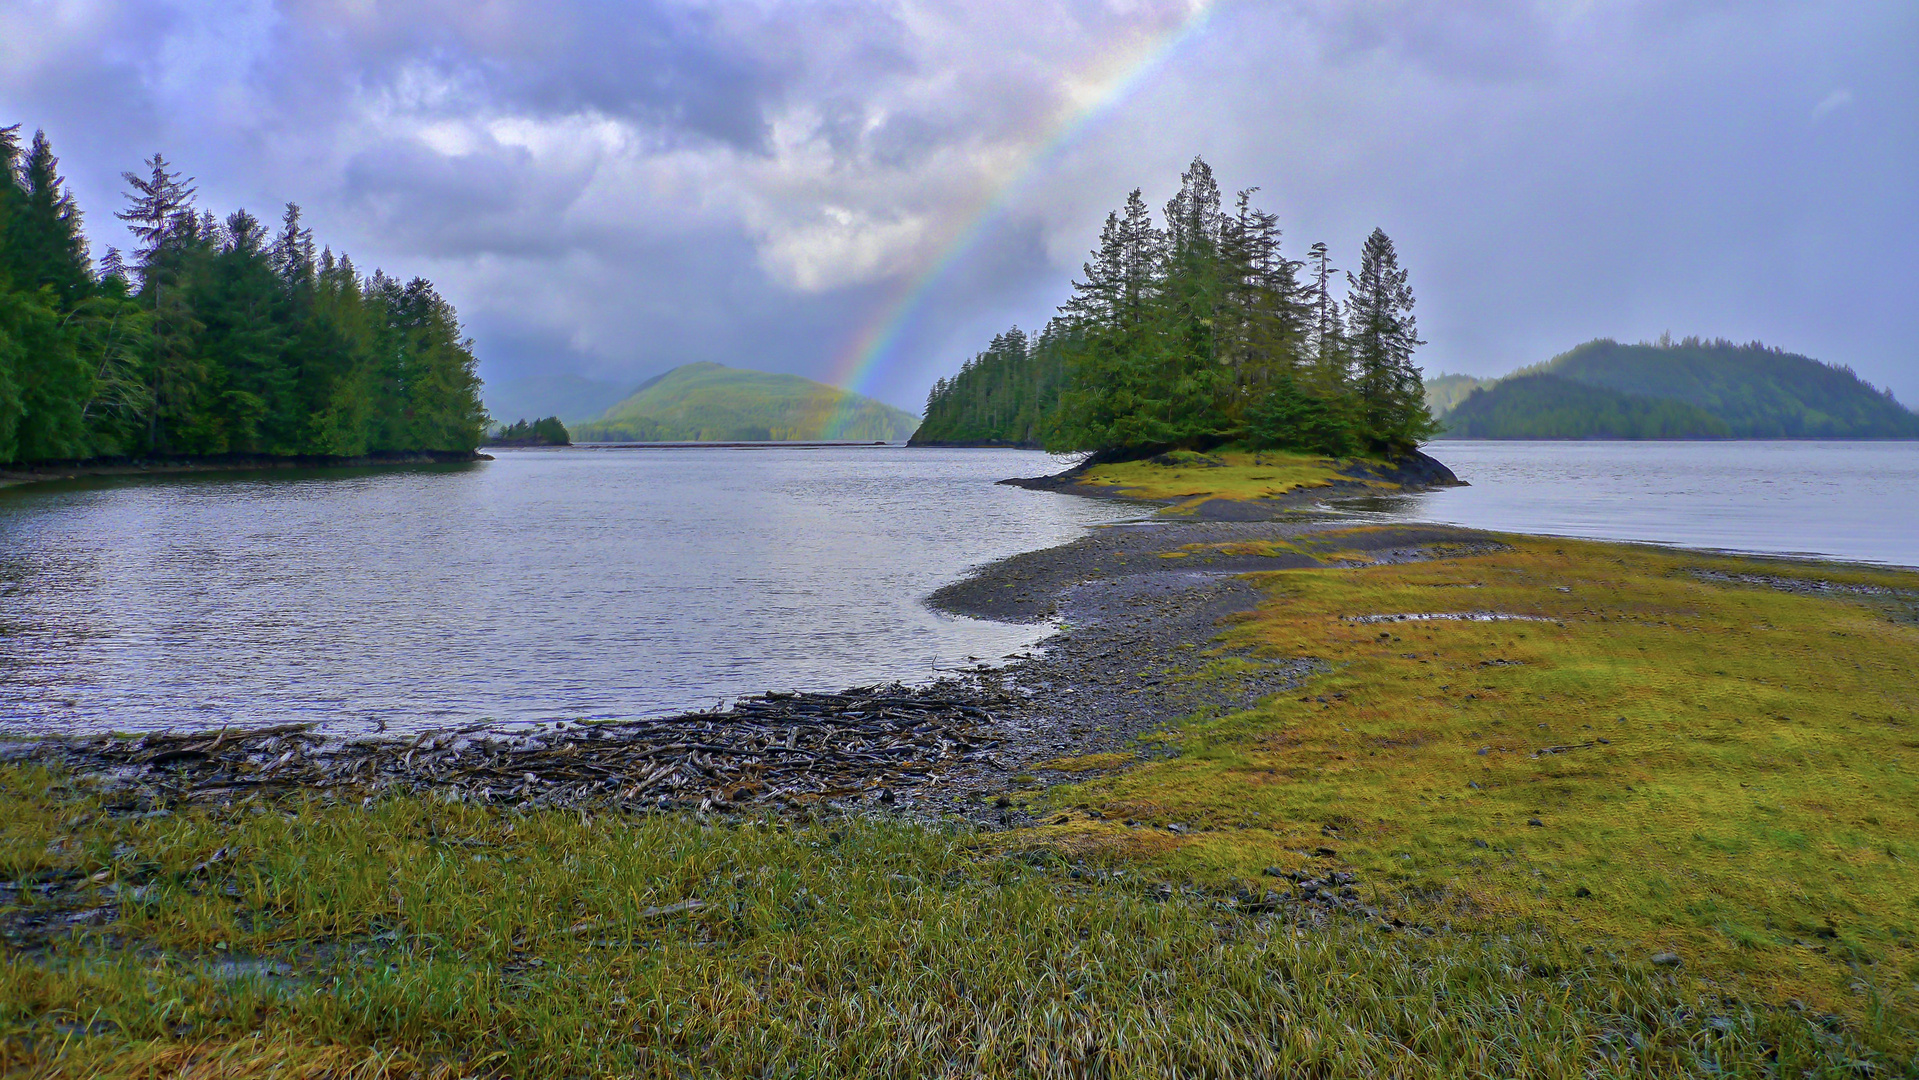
1027;531;1918;1021
1061;448;1408;510
5;453;1917;1076
5;776;1906;1077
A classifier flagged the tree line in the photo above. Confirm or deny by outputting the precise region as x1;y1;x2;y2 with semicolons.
0;123;486;466
913;157;1435;457
486;416;572;446
1438;373;1732;440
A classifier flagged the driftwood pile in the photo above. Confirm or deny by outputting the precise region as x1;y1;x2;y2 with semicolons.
22;687;1010;812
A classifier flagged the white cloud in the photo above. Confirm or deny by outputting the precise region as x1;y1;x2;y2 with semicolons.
2;0;1913;408
1812;87;1853;121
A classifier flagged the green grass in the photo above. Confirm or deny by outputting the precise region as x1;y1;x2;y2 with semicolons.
1027;534;1919;1036
1070;449;1386;508
3;775;1899;1077
8;477;1919;1073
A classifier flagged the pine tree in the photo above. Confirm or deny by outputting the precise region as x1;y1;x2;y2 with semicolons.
116;154;196;279
271;203;315;287
1302;241;1345;392
1344;227;1434;452
924;160;1436;460
1061;210;1126;328
98;246;127;284
9;130;94;309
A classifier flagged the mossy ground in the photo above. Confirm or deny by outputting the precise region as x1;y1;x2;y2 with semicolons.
1023;533;1919;1031
4;771;1907;1077
1071;449;1387;508
6;485;1918;1074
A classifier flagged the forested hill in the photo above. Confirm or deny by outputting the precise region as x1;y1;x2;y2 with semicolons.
0;124;485;466
1435;339;1919;440
1442;374;1731;439
571;363;918;442
912;157;1435;457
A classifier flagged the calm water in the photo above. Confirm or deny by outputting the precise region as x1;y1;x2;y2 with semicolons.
3;440;1914;735
1371;441;1919;567
0;447;1134;735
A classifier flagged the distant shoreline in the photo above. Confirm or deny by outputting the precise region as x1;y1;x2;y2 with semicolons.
0;450;490;492
570;440;896;450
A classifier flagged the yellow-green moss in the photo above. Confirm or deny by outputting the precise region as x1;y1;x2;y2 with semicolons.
1036;534;1919;1023
1070;449;1385;506
1034;751;1134;773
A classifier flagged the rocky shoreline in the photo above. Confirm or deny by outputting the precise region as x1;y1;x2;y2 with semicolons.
0;449;490;491
11;477;1500;828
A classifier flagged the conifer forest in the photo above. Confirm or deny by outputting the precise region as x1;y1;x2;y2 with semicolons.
0;125;487;466
913;157;1435;457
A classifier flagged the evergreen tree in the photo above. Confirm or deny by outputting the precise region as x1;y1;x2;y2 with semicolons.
0;126;91;459
920;159;1436;461
0;123;489;465
1302;241;1345;393
9;129;93;309
116;154;196;280
1343;227;1434;452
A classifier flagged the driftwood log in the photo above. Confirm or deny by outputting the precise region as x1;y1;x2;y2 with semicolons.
22;686;1010;812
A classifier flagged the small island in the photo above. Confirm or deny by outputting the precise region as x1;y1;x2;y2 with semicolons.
569;363;919;442
482;416;571;447
1432;337;1919;439
912;159;1435;474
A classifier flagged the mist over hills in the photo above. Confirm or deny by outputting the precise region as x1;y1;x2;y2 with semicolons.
570;363;919;443
483;374;631;427
1432;339;1919;440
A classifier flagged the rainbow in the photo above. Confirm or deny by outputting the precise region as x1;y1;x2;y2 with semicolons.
815;1;1219;438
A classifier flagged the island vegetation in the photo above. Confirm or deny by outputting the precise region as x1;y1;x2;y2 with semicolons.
0;124;486;468
484;416;572;447
1442;372;1732;439
1433;337;1919;439
913;157;1435;458
572;362;917;442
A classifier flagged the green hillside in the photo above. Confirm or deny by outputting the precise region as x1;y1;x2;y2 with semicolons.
1432;338;1919;439
571;363;919;442
1441;373;1731;439
1422;373;1492;418
1539;339;1919;438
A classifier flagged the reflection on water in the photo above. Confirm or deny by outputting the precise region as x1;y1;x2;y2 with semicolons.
0;448;1135;735
1350;441;1919;568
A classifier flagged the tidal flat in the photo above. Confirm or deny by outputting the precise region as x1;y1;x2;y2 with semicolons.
4;453;1917;1076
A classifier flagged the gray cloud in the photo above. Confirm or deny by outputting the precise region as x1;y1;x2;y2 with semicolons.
0;0;1913;411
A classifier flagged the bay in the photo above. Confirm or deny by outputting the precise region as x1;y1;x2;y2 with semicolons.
1367;440;1919;568
4;439;1914;737
0;447;1132;735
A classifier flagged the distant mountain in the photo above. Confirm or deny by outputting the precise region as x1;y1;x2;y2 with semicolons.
1423;373;1493;418
571;363;919;442
483;374;631;426
1431;338;1919;439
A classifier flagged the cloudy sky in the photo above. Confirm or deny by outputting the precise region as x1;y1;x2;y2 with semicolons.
3;0;1913;412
